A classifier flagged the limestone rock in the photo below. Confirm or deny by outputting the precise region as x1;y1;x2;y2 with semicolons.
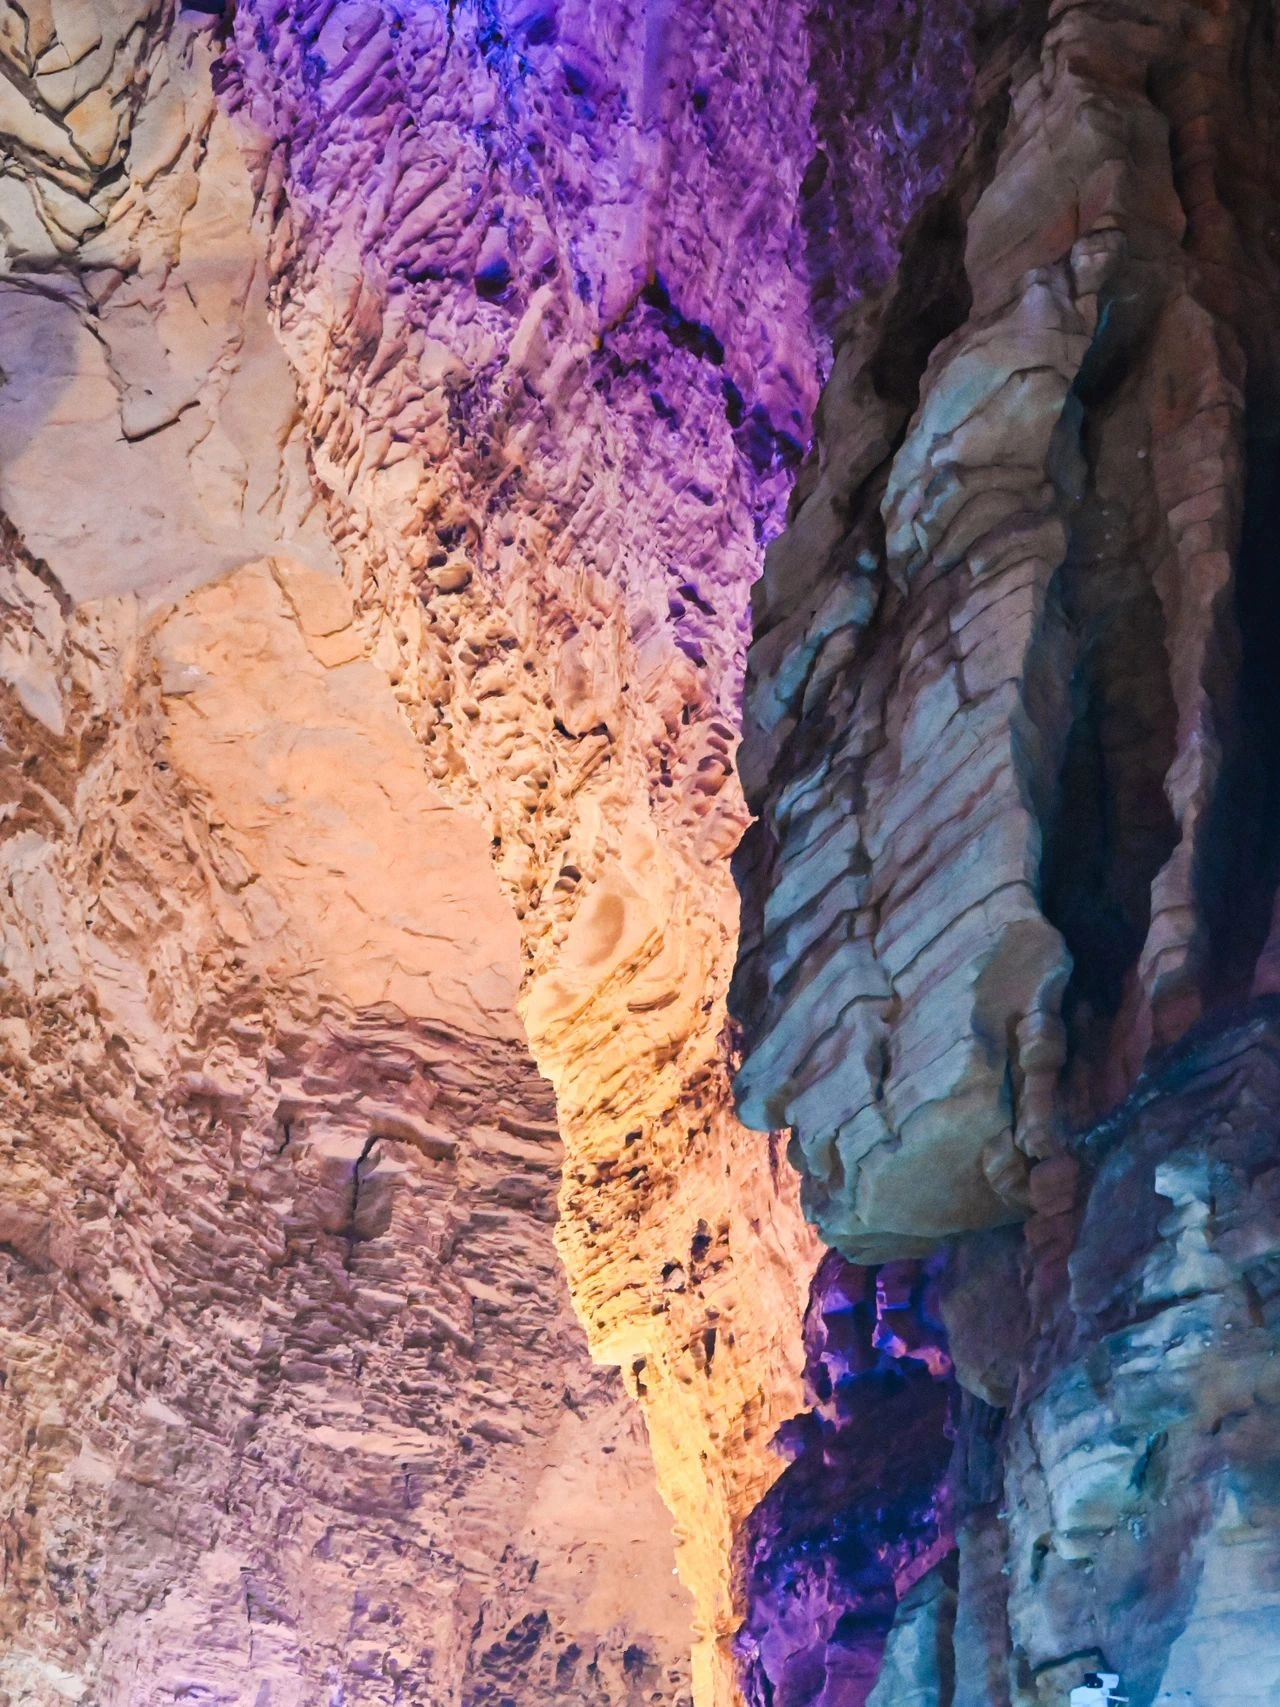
0;543;695;1705
206;0;880;1686
737;1255;955;1707
729;0;1280;1701
957;1011;1280;1707
10;0;1280;1701
0;0;864;1698
733;0;1280;1261
864;1565;958;1707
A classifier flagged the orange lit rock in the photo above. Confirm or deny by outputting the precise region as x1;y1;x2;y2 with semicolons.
0;1;825;1701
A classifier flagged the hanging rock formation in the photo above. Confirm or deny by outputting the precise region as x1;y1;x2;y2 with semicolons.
734;0;1280;1257
733;0;1280;1698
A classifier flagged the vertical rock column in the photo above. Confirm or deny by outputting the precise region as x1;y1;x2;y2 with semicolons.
733;0;1280;1700
733;0;1280;1257
214;2;838;1694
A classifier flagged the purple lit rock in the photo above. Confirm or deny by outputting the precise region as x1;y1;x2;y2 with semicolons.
802;0;985;323
737;1255;955;1707
0;0;994;1696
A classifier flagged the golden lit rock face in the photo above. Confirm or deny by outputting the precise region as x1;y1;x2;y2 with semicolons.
0;1;825;1701
1;564;697;1704
156;558;522;1037
213;2;835;1694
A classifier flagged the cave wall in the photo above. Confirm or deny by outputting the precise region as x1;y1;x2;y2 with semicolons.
1;505;696;1699
734;0;1280;1258
0;0;843;1701
732;0;1280;1699
6;0;1280;1699
210;4;832;1686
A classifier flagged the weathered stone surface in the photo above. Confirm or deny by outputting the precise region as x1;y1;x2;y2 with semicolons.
0;17;333;602
942;1011;1280;1707
0;552;694;1704
205;0;859;1688
157;558;522;1034
733;1015;1280;1707
863;1565;957;1707
733;0;1280;1263
736;1255;955;1707
10;0;1280;1702
0;0;849;1699
729;1;1280;1703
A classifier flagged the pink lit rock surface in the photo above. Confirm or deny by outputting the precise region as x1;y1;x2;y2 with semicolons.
0;0;839;1700
0;563;695;1705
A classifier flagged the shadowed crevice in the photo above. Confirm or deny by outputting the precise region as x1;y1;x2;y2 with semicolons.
1197;425;1280;1002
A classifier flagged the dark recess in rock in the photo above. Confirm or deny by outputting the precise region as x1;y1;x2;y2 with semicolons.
737;1256;955;1707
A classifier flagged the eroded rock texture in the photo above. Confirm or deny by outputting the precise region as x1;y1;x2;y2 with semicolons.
733;0;1280;1701
735;0;1280;1259
890;1009;1280;1707
996;1011;1280;1705
1;563;695;1704
208;18;835;1691
0;0;857;1700
737;1256;955;1707
10;0;1280;1695
757;1045;1280;1707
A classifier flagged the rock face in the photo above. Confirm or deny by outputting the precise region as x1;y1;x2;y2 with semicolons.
992;1010;1280;1706
0;560;695;1704
209;12;836;1688
886;1009;1280;1707
0;0;844;1701
734;0;1280;1259
759;1002;1280;1707
736;1255;955;1707
8;0;1280;1700
732;0;1280;1700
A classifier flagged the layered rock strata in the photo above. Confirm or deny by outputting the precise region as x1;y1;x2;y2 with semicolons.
206;2;1053;1670
204;0;861;1690
0;0;892;1698
733;0;1280;1700
734;0;1280;1260
1;549;695;1704
932;1010;1280;1707
740;1007;1280;1707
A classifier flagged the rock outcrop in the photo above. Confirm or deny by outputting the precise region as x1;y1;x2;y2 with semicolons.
992;1009;1280;1706
732;0;1280;1700
0;0;843;1699
1;551;696;1703
734;0;1280;1260
752;1007;1280;1703
8;0;1280;1698
877;1008;1280;1707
